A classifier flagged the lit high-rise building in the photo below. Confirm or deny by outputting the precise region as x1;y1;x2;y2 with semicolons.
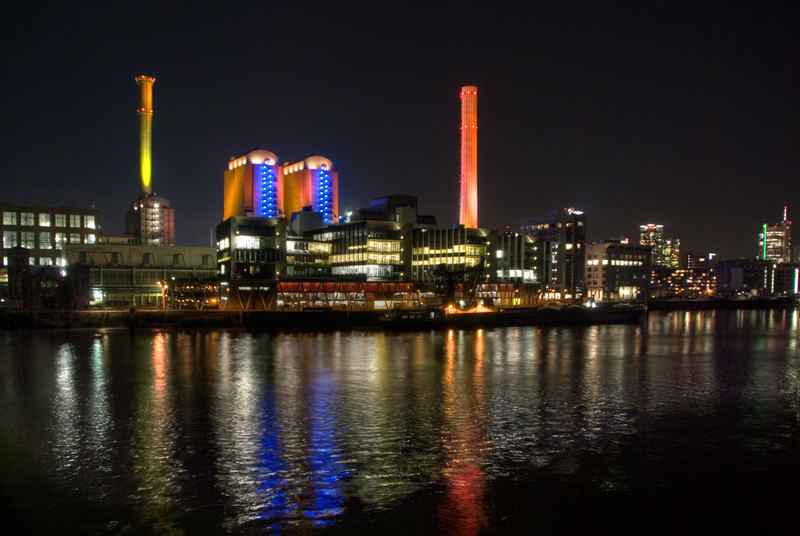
639;224;664;264
759;206;792;263
125;75;175;246
638;224;679;267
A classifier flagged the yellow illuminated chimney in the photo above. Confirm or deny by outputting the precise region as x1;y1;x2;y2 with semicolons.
135;75;156;197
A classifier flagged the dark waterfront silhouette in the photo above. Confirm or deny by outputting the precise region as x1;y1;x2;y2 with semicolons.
1;310;798;533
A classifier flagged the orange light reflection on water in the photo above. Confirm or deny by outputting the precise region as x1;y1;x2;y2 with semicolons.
439;330;488;536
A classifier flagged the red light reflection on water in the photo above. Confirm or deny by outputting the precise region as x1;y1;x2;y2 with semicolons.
439;330;488;536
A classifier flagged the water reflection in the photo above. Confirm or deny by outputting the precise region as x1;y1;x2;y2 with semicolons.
439;329;488;535
131;332;183;531
0;310;797;533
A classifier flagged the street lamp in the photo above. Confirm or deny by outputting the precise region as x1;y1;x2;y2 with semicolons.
156;280;166;310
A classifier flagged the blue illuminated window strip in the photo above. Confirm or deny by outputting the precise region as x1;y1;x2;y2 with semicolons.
313;168;334;223
255;164;278;218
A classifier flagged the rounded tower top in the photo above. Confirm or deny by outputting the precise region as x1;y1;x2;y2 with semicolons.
460;85;478;97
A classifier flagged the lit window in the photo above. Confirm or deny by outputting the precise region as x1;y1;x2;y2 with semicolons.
86;233;96;244
54;233;66;246
55;214;66;227
3;231;18;248
39;232;52;249
21;231;35;248
20;212;34;226
39;213;51;227
3;211;17;225
85;215;96;229
69;215;81;228
70;233;81;244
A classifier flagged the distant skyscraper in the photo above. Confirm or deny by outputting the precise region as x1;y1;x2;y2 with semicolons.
125;75;174;246
759;206;792;263
638;224;679;267
664;237;680;269
639;224;664;264
459;86;478;228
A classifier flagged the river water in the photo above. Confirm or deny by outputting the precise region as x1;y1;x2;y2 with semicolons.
1;310;798;534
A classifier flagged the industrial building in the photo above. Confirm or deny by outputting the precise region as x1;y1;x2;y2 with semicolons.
125;75;175;246
224;151;339;224
63;243;217;307
519;208;586;299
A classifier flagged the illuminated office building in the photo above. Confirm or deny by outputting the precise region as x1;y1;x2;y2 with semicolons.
309;220;406;281
519;208;586;298
216;216;286;280
494;232;540;284
412;227;494;283
125;75;175;246
585;240;651;302
1;203;99;299
759;206;792;263
1;203;99;267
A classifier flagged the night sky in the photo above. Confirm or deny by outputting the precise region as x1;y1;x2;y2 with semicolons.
2;1;797;258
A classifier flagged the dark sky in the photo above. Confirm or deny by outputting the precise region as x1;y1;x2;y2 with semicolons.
2;1;797;258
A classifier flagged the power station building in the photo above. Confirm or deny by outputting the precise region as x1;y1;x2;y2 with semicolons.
224;150;339;224
125;75;175;246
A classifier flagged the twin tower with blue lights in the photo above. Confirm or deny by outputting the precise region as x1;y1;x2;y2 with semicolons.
223;149;339;223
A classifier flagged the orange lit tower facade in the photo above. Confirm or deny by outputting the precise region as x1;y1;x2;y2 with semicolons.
460;85;478;229
282;156;338;223
224;149;283;220
223;153;338;224
125;75;175;246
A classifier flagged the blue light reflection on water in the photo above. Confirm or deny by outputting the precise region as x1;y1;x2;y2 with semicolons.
0;309;797;533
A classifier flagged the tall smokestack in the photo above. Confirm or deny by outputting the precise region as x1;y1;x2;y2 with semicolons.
460;85;478;228
135;75;156;197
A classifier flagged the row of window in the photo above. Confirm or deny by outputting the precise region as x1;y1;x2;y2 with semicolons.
2;231;96;249
2;211;96;229
1;256;64;267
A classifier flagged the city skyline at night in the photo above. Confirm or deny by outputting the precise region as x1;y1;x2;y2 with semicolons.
1;2;797;260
